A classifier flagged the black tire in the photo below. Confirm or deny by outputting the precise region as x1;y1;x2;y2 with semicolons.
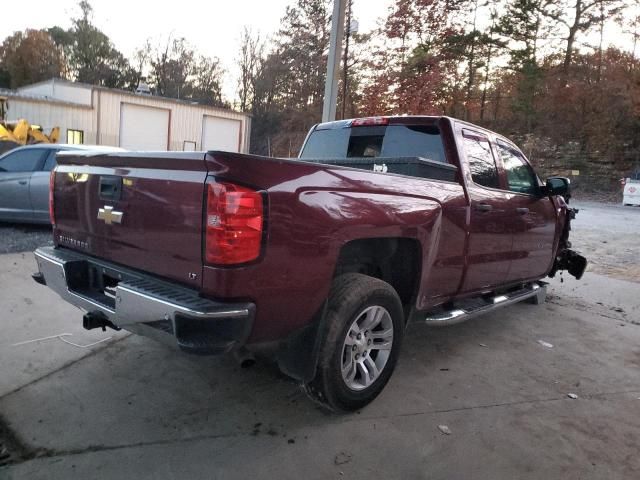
304;273;405;412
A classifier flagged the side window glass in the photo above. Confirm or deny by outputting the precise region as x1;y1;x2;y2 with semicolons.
43;150;58;171
0;149;44;172
462;130;500;189
497;144;538;195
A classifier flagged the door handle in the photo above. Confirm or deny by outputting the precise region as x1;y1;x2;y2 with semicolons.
516;207;529;215
18;180;28;185
475;203;493;212
99;176;122;201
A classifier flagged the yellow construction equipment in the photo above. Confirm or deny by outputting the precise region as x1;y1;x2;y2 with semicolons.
0;96;60;154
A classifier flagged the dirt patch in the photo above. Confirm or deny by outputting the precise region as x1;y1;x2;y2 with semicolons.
0;415;32;466
572;191;621;204
571;234;640;282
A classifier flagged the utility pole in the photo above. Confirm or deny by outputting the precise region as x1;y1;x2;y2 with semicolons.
322;0;347;123
341;0;354;120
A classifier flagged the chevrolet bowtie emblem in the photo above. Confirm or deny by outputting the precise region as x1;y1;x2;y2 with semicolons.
97;206;123;225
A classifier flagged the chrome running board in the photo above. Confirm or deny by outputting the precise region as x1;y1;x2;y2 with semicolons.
418;282;546;327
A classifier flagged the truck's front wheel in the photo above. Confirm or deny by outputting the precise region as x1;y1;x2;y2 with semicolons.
304;273;405;411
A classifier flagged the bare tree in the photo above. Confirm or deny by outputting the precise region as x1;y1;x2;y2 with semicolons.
236;27;264;112
132;39;152;86
148;36;225;106
545;0;625;74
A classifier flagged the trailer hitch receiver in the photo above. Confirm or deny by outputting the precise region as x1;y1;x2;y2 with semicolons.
82;311;121;332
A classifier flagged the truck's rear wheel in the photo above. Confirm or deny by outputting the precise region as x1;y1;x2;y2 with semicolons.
304;273;404;411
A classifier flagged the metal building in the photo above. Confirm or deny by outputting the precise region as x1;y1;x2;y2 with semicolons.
3;78;251;152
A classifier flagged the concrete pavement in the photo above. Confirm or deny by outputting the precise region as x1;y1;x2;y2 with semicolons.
1;202;639;479
0;252;126;399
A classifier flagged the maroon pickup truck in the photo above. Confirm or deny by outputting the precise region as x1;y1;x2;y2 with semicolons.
33;116;586;411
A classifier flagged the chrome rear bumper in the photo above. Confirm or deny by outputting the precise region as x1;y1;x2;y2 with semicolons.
33;246;254;354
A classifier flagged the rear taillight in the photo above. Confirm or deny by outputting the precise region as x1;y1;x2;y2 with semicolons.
49;170;56;225
205;180;263;265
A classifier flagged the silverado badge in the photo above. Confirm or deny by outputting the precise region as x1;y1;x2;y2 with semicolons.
97;206;123;225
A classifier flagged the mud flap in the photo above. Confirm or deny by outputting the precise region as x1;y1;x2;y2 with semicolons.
276;301;328;383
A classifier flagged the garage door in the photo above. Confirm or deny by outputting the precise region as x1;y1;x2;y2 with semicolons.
119;103;169;150
201;116;241;152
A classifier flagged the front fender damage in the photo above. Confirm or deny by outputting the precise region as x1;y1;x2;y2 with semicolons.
549;204;587;280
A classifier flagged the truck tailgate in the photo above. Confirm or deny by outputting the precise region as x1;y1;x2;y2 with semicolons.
52;152;207;289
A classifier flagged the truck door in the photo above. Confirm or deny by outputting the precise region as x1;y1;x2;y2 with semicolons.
494;141;556;282
459;129;512;292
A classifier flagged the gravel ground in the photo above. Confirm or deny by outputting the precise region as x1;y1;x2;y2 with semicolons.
0;224;53;255
570;201;640;282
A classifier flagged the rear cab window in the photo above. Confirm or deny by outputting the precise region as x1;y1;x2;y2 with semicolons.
299;123;448;164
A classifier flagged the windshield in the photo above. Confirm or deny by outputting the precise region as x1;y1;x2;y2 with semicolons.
299;124;447;164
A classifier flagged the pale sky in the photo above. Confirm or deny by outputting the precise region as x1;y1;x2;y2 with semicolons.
1;0;633;102
1;0;393;100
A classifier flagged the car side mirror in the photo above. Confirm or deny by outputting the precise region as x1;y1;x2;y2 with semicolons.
543;177;570;197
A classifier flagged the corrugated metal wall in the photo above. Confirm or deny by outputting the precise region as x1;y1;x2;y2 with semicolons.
18;81;92;106
97;90;250;152
6;99;95;143
6;81;251;153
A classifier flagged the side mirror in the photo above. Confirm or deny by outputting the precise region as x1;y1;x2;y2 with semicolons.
544;177;570;197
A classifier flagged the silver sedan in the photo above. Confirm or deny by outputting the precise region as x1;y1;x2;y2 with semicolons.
0;144;123;224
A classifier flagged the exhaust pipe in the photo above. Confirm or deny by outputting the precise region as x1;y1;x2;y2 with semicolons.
233;346;256;369
83;311;121;332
